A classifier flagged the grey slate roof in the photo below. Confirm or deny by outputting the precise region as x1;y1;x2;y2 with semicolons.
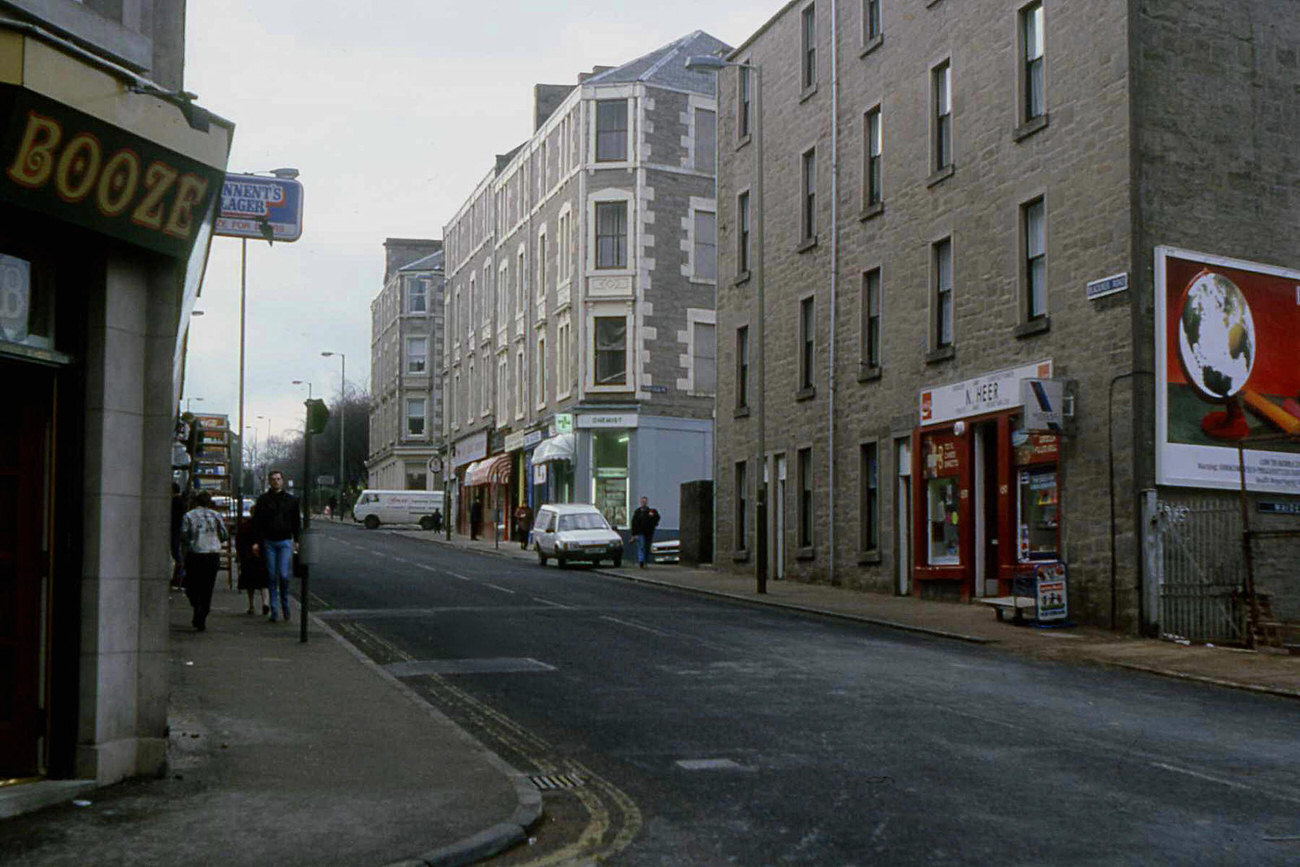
399;248;444;273
586;30;731;95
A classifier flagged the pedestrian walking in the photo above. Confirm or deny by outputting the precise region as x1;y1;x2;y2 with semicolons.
327;495;338;520
514;502;533;550
170;483;186;589
630;496;660;568
181;490;228;631
236;506;269;616
470;498;483;541
252;469;301;623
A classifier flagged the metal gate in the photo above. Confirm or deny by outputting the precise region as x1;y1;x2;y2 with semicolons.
1148;495;1245;643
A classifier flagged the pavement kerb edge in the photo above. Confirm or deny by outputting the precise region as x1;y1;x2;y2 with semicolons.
307;607;543;867
1104;660;1300;702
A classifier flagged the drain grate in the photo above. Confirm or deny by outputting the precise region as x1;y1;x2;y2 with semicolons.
530;773;585;791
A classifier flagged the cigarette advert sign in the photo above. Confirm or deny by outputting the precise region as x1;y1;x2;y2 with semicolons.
1155;247;1300;493
214;174;303;242
920;360;1053;426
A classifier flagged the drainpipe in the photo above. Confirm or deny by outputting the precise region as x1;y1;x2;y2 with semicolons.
826;0;841;585
1108;369;1151;631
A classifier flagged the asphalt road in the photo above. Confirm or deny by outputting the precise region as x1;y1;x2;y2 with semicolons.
307;522;1300;866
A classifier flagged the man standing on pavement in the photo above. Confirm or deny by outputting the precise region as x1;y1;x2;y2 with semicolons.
630;496;660;568
514;502;533;549
251;469;301;622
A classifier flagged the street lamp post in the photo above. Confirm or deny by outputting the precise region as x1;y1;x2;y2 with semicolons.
292;380;313;399
686;53;766;594
321;351;346;500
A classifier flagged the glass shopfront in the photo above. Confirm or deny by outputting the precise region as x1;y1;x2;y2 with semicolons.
1014;431;1060;563
923;434;962;566
592;429;629;528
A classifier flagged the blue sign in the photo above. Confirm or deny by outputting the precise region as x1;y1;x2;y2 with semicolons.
215;174;303;242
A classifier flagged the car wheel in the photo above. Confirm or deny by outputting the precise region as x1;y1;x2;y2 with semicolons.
364;515;380;530
556;553;567;569
536;544;548;566
613;556;622;568
419;516;434;531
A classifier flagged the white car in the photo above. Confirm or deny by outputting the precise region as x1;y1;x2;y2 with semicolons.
532;504;625;568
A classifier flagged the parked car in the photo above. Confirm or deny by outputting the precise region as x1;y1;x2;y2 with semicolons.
532;504;624;568
352;490;445;530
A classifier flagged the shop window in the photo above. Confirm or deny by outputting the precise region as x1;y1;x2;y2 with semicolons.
593;430;629;528
923;434;960;565
0;254;53;351
1017;465;1059;561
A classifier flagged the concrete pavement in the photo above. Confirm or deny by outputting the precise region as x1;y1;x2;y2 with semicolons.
0;579;540;867
394;526;1300;701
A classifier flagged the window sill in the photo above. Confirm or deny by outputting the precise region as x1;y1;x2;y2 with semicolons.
925;345;955;365
1014;316;1051;339
796;547;816;562
736;133;752;151
734;405;751;419
796;385;817;402
732;549;750;563
796;235;819;254
857;364;882;383
734;270;752;287
799;83;819;104
925;0;944;7
859;201;884;222
689;276;717;286
926;164;955;188
1013;114;1049;142
859;34;884;58
857;549;882;566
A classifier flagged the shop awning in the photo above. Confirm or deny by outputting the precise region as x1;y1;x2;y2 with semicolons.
464;454;511;487
532;433;575;464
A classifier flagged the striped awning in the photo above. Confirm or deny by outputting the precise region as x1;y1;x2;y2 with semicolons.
464;454;511;487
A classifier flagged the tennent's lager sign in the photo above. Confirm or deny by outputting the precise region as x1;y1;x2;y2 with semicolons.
0;86;223;259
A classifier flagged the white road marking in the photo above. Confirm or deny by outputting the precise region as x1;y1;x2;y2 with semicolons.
599;615;672;637
533;597;574;609
484;582;516;594
1149;762;1255;792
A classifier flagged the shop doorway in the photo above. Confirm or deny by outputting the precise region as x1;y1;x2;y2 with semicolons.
0;362;52;778
895;437;912;595
771;454;786;580
973;422;1000;597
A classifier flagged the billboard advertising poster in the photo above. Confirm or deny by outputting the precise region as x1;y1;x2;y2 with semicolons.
214;174;304;242
1156;247;1300;493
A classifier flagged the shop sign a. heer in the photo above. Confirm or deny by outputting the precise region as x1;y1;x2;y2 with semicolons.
0;86;222;260
920;359;1053;426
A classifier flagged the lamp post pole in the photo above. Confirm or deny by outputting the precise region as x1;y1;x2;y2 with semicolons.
685;54;766;594
236;238;248;523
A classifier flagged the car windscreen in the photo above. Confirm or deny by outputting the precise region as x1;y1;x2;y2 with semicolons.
558;513;609;532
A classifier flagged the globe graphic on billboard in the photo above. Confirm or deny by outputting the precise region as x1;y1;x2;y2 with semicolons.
1178;271;1255;400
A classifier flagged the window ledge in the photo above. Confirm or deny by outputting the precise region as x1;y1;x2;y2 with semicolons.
796;547;816;562
857;364;882;383
859;201;884;222
925;0;944;7
926;164;956;188
1014;316;1051;339
734;270;752;287
796;385;817;401
732;549;751;563
734;405;751;419
736;133;752;151
925;345;956;365
796;235;819;254
859;34;884;58
799;83;819;103
1014;114;1050;142
857;549;882;566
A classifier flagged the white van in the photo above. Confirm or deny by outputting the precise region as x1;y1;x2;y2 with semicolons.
352;490;445;530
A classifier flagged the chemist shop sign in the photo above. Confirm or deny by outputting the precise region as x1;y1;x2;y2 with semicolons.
0;86;223;259
920;359;1053;426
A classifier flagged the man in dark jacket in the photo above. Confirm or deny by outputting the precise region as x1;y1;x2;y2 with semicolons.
630;496;660;568
251;469;301;622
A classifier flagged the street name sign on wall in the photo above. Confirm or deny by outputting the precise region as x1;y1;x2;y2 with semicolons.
214;174;303;242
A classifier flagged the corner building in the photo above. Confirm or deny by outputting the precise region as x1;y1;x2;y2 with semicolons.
442;31;728;541
367;238;445;491
714;0;1300;636
0;5;232;802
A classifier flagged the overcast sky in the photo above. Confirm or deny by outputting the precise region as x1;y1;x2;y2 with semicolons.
180;1;773;444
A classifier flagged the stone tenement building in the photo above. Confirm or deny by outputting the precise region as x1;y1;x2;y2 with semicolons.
713;0;1300;638
367;239;445;491
0;2;234;806
441;31;728;540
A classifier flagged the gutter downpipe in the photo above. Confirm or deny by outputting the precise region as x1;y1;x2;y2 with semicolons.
827;0;841;586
